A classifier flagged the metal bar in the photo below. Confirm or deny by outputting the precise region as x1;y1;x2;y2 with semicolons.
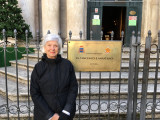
14;29;20;120
140;30;152;120
98;72;101;119
58;31;61;36
107;72;111;120
69;31;72;40
101;31;103;40
25;30;31;120
121;31;124;41
151;31;160;120
2;29;9;120
90;31;93;40
133;31;141;120
117;33;124;120
78;72;81;120
47;30;51;34
121;31;124;45
36;31;40;62
111;31;114;41
58;31;62;47
89;72;91;120
127;31;136;120
79;31;82;40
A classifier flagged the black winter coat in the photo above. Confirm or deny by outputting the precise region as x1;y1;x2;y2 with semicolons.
30;54;78;120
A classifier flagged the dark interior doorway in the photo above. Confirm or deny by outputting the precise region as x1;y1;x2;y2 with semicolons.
102;7;126;41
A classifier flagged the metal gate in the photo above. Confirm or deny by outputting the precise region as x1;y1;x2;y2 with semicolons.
0;29;160;120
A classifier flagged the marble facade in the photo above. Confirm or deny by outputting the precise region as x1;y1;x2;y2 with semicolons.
18;0;160;43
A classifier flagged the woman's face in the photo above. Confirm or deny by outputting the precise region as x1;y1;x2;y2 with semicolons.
44;40;59;59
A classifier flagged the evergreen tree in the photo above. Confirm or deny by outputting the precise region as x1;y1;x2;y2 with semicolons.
0;0;32;41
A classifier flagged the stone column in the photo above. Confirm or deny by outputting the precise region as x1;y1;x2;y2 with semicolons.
141;0;152;44
41;0;60;36
60;0;67;40
67;0;87;39
150;0;159;42
159;1;160;31
34;0;42;38
18;0;35;38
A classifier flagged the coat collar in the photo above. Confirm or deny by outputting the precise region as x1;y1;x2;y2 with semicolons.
42;53;62;64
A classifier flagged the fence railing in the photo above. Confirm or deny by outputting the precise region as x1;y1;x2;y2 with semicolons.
0;29;160;120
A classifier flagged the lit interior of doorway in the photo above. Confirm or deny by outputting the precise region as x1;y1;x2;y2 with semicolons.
102;7;126;41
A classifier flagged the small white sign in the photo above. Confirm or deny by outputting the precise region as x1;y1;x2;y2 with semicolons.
94;15;99;19
95;8;98;13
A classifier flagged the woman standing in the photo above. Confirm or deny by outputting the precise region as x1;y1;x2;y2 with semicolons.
30;34;78;120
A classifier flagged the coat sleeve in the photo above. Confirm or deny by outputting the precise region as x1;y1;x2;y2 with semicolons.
30;64;54;119
63;63;78;113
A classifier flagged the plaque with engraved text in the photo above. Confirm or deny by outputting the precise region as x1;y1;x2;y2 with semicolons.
68;40;122;71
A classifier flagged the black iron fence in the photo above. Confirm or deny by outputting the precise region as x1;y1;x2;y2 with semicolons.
0;29;160;120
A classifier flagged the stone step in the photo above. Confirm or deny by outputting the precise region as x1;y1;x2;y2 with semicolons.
9;59;160;72
0;74;159;101
0;94;34;119
78;83;160;99
0;66;160;85
33;45;158;54
0;92;159;114
75;99;160;119
62;48;158;56
0;95;9;106
0;67;30;84
75;71;160;84
10;59;36;71
0;76;31;101
21;52;160;63
0;98;159;119
22;53;67;61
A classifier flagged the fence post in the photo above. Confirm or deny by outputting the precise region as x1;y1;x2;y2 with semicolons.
36;30;40;62
90;31;93;40
79;31;82;40
140;30;152;120
127;31;136;120
133;31;141;120
121;31;124;41
58;31;61;36
69;30;72;40
100;31;103;40
111;31;114;40
151;30;160;119
14;29;20;120
47;30;51;34
25;30;31;120
2;29;10;120
121;31;124;46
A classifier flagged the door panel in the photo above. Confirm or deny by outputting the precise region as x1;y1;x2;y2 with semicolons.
125;7;138;46
90;7;102;40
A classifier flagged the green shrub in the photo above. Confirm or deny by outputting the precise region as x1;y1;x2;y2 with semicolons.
0;47;34;67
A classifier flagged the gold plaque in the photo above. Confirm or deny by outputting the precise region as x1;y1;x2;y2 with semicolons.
68;40;122;72
129;11;136;15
